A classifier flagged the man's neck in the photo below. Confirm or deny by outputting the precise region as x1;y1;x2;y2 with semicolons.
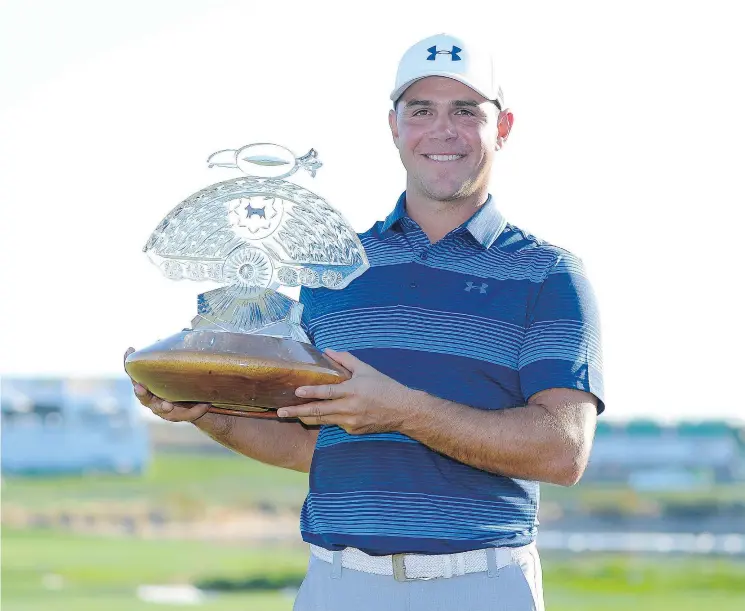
404;186;489;244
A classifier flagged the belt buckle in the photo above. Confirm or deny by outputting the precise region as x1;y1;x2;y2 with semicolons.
392;553;414;582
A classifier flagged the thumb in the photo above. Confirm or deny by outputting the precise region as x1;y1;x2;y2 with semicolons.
324;348;364;374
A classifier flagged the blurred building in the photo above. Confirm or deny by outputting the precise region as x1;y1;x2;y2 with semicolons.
585;419;745;487
1;377;149;474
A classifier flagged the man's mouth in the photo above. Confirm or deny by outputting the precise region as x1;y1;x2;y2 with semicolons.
423;154;465;162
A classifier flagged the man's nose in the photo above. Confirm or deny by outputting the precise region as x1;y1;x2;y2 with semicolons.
430;113;457;139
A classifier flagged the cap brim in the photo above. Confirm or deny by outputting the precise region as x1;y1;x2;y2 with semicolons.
390;73;493;103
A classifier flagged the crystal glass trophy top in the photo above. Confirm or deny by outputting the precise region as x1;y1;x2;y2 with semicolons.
124;144;369;418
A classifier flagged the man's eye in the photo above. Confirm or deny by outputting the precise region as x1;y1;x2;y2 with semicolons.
455;109;475;116
412;109;430;116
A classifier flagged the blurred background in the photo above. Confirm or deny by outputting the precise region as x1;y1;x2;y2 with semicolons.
2;1;744;609
3;381;744;609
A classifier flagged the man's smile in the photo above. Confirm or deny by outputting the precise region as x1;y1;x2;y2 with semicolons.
423;154;466;162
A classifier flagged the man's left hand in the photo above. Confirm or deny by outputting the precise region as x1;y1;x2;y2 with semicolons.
276;349;416;434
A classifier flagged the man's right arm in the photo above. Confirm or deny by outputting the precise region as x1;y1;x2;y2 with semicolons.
193;411;318;473
126;348;317;473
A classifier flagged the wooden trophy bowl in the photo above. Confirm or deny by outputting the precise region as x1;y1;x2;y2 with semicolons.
124;330;350;418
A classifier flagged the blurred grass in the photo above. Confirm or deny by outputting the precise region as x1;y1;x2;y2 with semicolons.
4;450;743;517
542;480;745;507
3;449;745;611
3;528;744;611
3;450;745;610
3;528;305;611
2;451;309;515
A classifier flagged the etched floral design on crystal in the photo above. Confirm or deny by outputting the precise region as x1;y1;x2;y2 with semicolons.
145;175;367;290
277;266;300;286
222;247;273;291
161;260;183;280
205;263;222;281
298;268;320;288
321;270;344;288
184;262;204;280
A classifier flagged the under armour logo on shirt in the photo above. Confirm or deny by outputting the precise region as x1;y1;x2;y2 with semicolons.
427;45;462;61
465;281;488;294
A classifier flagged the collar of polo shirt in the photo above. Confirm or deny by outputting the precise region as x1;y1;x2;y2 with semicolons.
380;192;507;249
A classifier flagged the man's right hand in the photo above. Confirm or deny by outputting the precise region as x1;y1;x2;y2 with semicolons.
124;347;212;423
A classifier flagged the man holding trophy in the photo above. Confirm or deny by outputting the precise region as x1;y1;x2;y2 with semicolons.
126;33;604;611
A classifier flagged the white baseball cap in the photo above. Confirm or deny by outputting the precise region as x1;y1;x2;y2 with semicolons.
390;33;504;110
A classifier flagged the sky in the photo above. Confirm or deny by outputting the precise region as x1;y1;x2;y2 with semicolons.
0;0;743;422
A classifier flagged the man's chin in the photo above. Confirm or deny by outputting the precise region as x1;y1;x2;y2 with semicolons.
419;182;473;202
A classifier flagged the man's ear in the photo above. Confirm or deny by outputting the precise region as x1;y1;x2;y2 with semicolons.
389;108;400;147
497;109;514;141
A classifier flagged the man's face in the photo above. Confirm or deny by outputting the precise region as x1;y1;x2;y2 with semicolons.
389;76;508;202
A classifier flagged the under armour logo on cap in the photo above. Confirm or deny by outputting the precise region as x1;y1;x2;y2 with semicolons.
390;34;504;107
426;45;462;61
465;281;488;294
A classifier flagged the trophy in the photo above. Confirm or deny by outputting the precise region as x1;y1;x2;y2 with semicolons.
124;143;369;418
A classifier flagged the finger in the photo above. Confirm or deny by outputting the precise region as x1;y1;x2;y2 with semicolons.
151;400;175;415
159;402;212;422
296;408;353;428
323;349;363;373
151;399;211;422
295;381;349;400
298;415;324;427
133;386;170;413
133;383;155;405
278;401;335;423
124;348;139;386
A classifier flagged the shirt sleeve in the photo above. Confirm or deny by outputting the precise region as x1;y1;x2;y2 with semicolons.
518;250;605;413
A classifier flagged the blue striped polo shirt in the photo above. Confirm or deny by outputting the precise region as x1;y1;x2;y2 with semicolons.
298;192;604;555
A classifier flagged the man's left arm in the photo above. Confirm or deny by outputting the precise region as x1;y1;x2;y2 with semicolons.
277;351;597;486
278;249;604;486
404;386;597;486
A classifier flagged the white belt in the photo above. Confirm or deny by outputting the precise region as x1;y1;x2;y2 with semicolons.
310;542;534;582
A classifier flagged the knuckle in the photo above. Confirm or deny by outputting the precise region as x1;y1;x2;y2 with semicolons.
310;405;325;424
150;400;171;414
345;422;363;435
188;405;208;421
